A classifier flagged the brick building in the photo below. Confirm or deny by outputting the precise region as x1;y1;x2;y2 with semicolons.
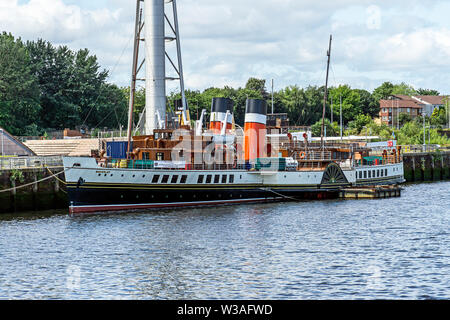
379;95;448;127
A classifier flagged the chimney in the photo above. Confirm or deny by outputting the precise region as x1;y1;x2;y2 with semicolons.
210;98;234;134
244;99;267;162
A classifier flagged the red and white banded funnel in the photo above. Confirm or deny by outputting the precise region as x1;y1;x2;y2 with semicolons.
210;98;234;134
244;99;267;162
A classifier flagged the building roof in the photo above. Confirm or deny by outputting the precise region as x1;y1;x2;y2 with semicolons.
413;95;447;105
0;128;36;157
379;94;449;110
379;99;423;109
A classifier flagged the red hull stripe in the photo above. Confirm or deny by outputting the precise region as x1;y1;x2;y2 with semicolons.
69;197;283;215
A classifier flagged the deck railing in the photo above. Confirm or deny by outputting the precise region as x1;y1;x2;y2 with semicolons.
0;156;63;170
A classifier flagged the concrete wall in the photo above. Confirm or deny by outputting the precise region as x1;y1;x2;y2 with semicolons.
403;151;450;182
0;167;67;214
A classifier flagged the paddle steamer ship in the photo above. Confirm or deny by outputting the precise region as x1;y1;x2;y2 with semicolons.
63;0;404;215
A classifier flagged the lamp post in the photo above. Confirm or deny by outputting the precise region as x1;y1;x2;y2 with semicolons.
428;125;432;146
331;95;333;124
422;112;426;152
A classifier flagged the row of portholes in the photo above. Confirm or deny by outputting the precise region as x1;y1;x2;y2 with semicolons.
358;168;389;180
98;173;188;184
118;193;245;200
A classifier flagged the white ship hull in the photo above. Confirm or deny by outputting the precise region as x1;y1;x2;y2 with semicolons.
63;157;405;215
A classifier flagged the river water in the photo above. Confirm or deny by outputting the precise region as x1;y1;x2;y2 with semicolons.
0;182;449;300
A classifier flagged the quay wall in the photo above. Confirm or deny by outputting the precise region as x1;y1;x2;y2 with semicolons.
0;167;67;214
403;151;450;182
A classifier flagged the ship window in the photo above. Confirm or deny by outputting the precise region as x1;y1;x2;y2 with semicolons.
385;169;388;176
197;175;204;184
373;170;376;177
156;152;164;161
214;175;220;183
359;171;362;179
221;175;227;183
152;175;160;183
143;152;150;160
162;175;170;183
229;175;234;183
381;170;384;177
171;175;179;184
377;170;380;177
206;175;212;183
180;175;187;184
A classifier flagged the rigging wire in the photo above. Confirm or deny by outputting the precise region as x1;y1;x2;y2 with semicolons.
81;33;135;129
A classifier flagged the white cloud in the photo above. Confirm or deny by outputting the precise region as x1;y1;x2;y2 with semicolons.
1;0;449;94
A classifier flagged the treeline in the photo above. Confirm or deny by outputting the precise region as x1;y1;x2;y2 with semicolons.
1;32;447;137
0;32;128;136
166;78;445;129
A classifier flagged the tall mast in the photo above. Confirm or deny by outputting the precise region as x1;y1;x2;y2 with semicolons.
321;35;332;148
172;0;190;126
127;0;143;159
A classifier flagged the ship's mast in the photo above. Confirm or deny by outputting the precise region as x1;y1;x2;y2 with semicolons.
321;35;332;149
127;0;144;159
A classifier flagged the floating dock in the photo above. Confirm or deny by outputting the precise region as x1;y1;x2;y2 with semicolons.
339;185;402;200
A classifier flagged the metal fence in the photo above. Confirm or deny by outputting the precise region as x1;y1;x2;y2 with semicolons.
401;145;450;154
0;156;63;170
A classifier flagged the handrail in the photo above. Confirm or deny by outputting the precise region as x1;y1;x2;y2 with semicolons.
0;156;63;170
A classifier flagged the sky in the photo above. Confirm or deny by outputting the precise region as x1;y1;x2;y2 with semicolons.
1;0;450;95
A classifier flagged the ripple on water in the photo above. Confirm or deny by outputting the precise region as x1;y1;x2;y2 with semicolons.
0;182;449;299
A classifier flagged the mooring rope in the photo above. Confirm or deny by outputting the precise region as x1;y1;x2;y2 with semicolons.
0;168;71;194
259;188;300;201
46;167;67;185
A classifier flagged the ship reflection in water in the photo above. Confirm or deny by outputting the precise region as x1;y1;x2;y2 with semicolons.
0;181;449;299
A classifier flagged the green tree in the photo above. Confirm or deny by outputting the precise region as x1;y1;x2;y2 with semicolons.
26;39;111;130
0;33;40;135
348;114;373;134
311;118;337;137
278;85;306;125
354;89;379;118
430;106;447;127
299;85;324;126
372;82;394;102
245;78;267;97
399;112;412;126
417;88;440;96
391;82;417;96
328;85;362;124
